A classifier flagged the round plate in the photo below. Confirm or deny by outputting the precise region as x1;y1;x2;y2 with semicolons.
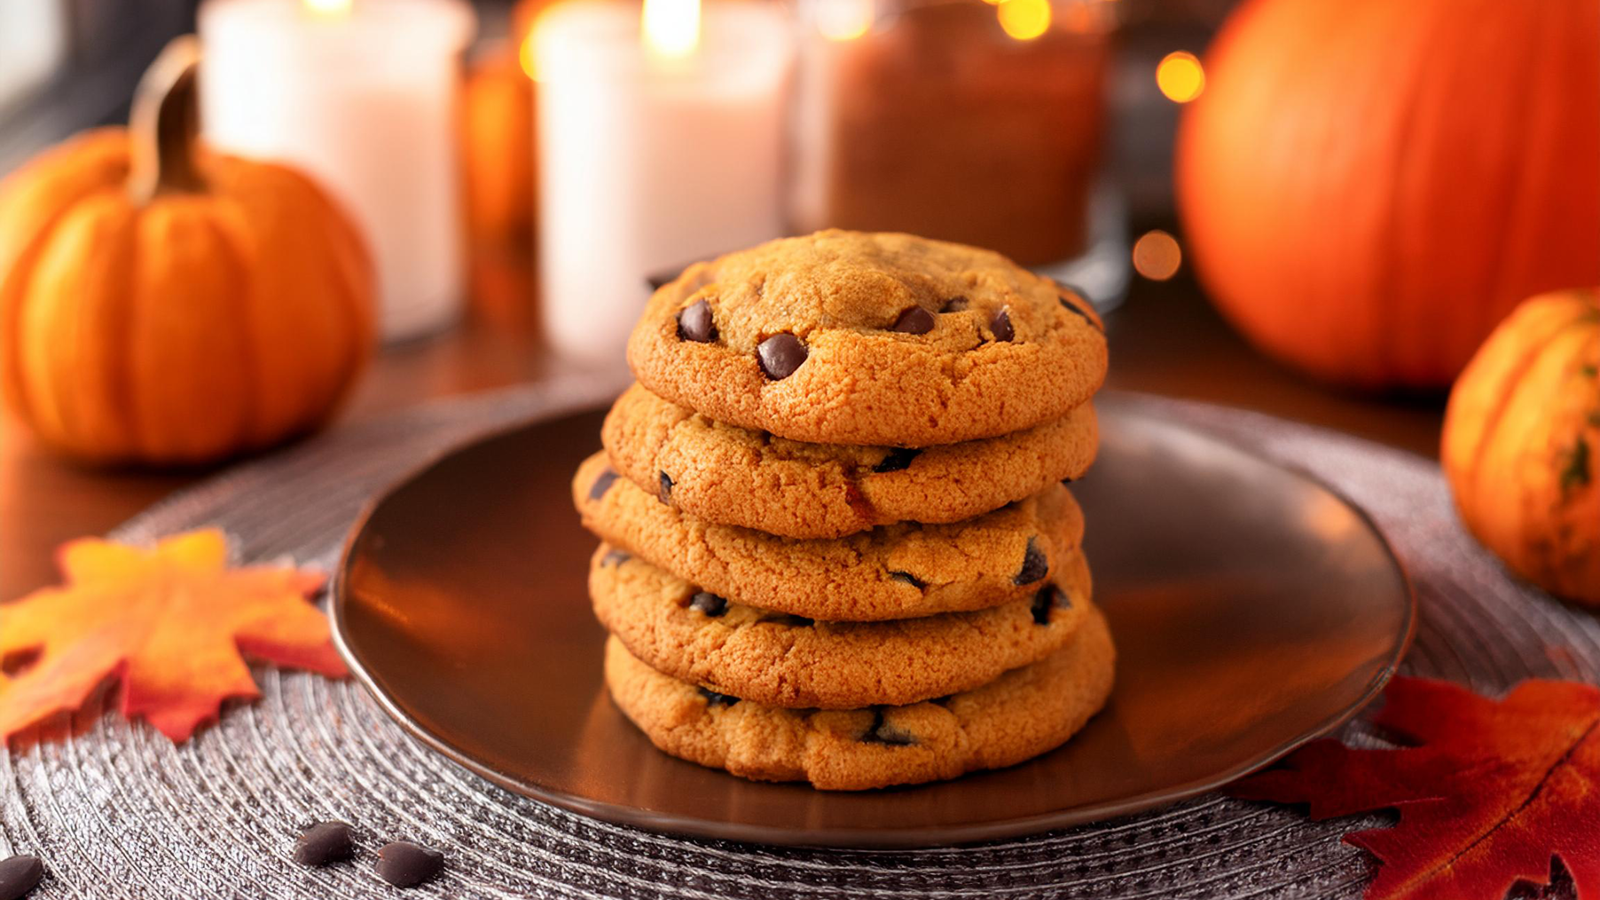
332;396;1414;849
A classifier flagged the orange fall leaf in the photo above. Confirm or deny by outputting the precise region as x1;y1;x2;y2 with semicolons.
0;529;346;743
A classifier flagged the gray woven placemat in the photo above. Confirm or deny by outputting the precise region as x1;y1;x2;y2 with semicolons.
2;377;1587;900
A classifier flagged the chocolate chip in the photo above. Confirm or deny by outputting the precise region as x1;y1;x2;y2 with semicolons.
757;333;807;380
588;469;618;501
689;591;728;617
698;687;740;707
1059;294;1102;331
293;821;355;867
940;296;969;313
1031;585;1070;625
889;571;925;589
873;448;922;473
1014;537;1048;585
677;299;718;342
991;307;1015;342
891;307;935;334
860;709;916;746
658;471;674;505
376;841;443;888
0;856;43;900
601;549;631;567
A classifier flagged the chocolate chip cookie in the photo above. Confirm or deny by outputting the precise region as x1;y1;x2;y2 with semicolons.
627;230;1107;447
604;604;1115;790
573;452;1085;621
590;543;1092;708
602;383;1097;539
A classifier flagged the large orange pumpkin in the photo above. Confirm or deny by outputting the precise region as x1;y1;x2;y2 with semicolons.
0;38;374;466
1177;0;1600;389
1442;288;1600;604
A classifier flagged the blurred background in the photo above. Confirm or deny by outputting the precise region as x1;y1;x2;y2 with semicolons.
1;0;1595;602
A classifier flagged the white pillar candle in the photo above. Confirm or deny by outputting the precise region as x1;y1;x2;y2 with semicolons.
535;0;794;362
198;0;476;343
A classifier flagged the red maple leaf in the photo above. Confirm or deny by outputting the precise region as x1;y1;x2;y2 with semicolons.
1231;676;1600;900
0;529;346;742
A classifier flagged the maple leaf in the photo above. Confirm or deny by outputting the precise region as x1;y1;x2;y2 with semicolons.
0;529;346;743
1231;676;1600;900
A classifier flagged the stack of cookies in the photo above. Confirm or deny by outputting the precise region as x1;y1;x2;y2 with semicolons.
571;231;1112;790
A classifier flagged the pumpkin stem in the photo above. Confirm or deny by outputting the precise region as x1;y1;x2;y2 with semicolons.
128;35;206;203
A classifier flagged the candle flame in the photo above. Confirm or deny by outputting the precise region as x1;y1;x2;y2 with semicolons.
817;0;873;41
643;0;701;58
1156;51;1205;103
997;0;1050;41
303;0;352;16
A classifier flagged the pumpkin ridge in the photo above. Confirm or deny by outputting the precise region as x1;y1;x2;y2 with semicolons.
196;210;260;455
1373;0;1500;385
1466;314;1595;500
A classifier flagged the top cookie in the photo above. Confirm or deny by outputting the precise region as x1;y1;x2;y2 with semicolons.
627;230;1107;446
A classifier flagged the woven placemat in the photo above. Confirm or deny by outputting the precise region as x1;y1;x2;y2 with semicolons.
1;378;1586;900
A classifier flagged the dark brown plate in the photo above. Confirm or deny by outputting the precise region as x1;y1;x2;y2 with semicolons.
331;396;1414;848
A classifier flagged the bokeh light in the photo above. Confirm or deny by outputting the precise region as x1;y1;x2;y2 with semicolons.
642;0;701;58
1132;230;1182;281
1156;51;1205;103
817;0;874;41
997;0;1051;41
302;0;351;14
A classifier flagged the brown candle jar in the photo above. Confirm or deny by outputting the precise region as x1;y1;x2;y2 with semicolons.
789;0;1118;271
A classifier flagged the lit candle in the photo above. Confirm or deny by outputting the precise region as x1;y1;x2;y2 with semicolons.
534;0;793;361
198;0;476;343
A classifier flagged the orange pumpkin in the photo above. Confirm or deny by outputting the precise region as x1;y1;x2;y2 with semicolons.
1176;0;1600;389
0;38;374;466
1442;288;1600;604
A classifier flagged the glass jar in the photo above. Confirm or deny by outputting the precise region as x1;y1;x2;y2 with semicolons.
789;0;1127;306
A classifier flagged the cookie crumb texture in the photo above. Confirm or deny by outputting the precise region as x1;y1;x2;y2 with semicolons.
574;452;1086;621
590;544;1093;708
603;384;1098;538
627;231;1107;447
604;606;1116;790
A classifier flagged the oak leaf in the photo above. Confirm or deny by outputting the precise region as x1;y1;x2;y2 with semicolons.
1231;676;1600;900
0;529;346;742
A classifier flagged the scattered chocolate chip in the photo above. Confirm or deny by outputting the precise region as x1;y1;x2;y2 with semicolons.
1014;537;1048;585
991;307;1015;342
889;571;926;589
293;821;355;867
658;471;674;505
891;307;935;334
873;447;922;473
860;709;917;746
0;856;43;900
698;687;740;707
940;296;969;313
1059;294;1102;331
376;841;443;888
601;549;631;567
770;613;814;627
588;469;618;501
757;333;807;380
1031;585;1070;625
689;592;728;617
677;299;718;342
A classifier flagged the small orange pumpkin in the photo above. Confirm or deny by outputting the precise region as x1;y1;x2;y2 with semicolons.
1442;288;1600;604
0;37;374;466
1177;0;1600;389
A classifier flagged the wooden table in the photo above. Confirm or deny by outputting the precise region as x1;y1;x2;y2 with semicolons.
0;274;1445;600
